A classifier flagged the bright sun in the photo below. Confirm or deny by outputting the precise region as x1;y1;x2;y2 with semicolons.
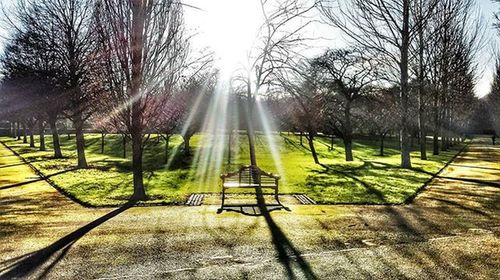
185;0;263;72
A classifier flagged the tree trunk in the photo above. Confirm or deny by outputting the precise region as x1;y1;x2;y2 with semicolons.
432;90;440;155
417;0;427;160
379;133;385;156
122;135;127;158
183;135;191;156
300;132;303;146
14;122;18;138
418;106;427;160
245;87;257;167
164;135;170;164
441;106;448;152
49;118;62;158
131;131;145;200
74;113;88;168
399;0;412;168
22;122;27;143
29;123;35;148
17;122;21;140
130;0;146;200
330;134;334;151
39;122;46;151
344;102;353;161
101;133;105;154
344;138;353;161
227;129;232;165
307;132;320;164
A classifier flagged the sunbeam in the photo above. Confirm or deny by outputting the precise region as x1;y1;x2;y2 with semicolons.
255;98;286;183
191;75;231;189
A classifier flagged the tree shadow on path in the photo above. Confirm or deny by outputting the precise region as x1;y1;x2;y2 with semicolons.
0;201;134;279
412;167;500;188
218;189;317;279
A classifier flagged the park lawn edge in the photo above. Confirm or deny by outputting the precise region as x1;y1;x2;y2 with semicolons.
403;142;469;204
0;136;468;208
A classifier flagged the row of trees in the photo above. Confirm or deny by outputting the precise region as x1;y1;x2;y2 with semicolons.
0;0;493;201
0;0;210;200
267;0;483;165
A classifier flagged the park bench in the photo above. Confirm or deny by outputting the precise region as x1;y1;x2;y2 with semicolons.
219;165;281;210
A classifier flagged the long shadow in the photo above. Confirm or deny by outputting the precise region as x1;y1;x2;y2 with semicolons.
254;188;317;280
218;189;316;279
281;135;308;151
220;203;287;216
449;164;500;172
0;160;43;169
413;168;500;188
0;168;78;190
0;201;134;279
425;197;492;218
318;163;387;202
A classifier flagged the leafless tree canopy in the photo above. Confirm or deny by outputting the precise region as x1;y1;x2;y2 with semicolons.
95;0;189;132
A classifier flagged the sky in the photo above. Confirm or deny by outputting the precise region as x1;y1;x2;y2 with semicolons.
0;0;498;97
183;0;500;98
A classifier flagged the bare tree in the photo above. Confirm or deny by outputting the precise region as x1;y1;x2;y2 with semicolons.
425;0;483;153
487;58;500;135
95;0;189;200
360;88;399;156
277;62;326;164
410;0;440;160
7;0;101;168
177;71;214;157
234;0;316;166
320;0;440;168
312;48;378;161
0;23;66;157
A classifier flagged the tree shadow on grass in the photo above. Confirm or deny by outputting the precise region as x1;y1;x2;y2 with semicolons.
0;159;43;169
0;168;78;190
310;163;388;203
0;201;134;279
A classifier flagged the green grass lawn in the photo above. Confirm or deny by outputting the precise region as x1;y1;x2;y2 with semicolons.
0;132;463;206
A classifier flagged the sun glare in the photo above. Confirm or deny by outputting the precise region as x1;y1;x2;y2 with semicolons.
186;0;262;72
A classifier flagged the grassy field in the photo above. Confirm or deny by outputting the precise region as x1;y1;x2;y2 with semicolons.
0;132;463;206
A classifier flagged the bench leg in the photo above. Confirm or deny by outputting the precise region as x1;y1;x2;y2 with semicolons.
218;187;226;214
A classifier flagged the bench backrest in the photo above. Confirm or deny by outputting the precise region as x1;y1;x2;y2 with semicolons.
239;165;261;185
221;165;279;187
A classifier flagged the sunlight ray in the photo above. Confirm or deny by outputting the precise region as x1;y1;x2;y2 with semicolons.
255;98;286;183
191;75;231;190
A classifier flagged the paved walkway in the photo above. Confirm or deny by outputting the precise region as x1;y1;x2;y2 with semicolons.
0;139;498;279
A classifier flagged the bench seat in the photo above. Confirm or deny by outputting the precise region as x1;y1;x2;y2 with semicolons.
223;182;260;188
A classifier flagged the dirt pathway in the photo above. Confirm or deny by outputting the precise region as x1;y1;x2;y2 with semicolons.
0;138;498;279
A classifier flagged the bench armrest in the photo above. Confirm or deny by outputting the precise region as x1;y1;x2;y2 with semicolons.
220;170;240;179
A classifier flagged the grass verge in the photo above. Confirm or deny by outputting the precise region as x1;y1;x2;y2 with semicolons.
0;133;464;206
